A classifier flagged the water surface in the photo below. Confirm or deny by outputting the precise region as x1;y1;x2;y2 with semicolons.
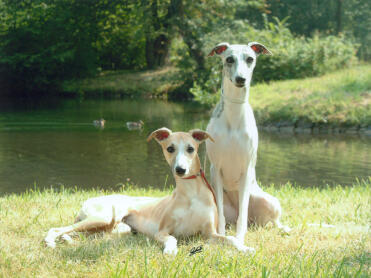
0;99;369;194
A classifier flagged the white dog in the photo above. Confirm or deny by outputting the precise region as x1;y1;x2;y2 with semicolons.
206;42;290;247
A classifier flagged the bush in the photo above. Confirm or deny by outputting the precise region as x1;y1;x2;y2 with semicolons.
0;1;103;95
0;1;138;96
186;19;358;105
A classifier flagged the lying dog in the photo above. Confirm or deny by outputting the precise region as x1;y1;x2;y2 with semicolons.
45;128;254;254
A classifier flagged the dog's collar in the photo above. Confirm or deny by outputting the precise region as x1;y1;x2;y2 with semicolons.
182;169;217;205
221;89;247;104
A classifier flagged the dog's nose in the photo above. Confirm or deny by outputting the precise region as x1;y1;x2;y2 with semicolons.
235;76;246;85
175;166;186;175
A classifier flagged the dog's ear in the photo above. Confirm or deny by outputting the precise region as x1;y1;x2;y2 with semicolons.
248;42;272;56
147;127;172;143
189;129;215;143
208;42;229;57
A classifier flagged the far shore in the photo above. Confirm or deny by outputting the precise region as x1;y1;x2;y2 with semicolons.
61;64;371;132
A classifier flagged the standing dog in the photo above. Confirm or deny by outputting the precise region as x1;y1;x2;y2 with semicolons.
45;127;253;254
206;42;289;247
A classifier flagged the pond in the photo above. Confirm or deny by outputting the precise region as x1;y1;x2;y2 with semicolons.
0;98;369;194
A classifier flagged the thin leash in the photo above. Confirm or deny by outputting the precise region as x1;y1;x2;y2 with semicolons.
182;169;217;205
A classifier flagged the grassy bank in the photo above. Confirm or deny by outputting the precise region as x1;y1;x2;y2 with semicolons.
251;64;371;129
1;179;370;277
62;67;180;99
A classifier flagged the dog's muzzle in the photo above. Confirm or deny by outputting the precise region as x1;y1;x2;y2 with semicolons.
235;76;246;88
175;166;186;176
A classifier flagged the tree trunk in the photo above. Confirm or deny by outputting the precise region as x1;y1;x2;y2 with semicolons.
144;0;175;69
335;0;343;34
181;33;206;71
171;0;205;71
145;35;171;69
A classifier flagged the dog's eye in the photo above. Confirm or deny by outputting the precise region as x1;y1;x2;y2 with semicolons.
167;146;175;153
226;57;234;64
187;146;194;153
246;57;254;63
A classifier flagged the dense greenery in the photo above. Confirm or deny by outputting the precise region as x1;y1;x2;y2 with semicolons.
238;0;371;60
0;0;369;96
188;19;357;100
0;179;370;277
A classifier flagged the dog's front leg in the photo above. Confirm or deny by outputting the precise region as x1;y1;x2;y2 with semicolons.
212;164;226;235
155;231;178;255
236;165;255;243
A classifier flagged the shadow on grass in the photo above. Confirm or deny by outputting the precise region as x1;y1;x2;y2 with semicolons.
58;233;154;263
57;231;235;263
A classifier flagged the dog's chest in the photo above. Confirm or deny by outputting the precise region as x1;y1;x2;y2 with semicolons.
207;117;258;189
209;126;257;161
172;199;214;236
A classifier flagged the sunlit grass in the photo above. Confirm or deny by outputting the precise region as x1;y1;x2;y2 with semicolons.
0;179;370;277
252;64;371;127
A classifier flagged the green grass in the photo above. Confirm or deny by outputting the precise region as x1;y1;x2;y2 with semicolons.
251;64;371;127
1;179;370;277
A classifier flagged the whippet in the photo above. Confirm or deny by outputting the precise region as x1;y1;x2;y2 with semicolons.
206;42;290;246
45;127;254;254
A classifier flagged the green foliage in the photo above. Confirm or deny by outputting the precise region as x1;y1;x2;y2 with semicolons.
188;19;357;105
250;22;357;81
0;0;106;94
0;0;368;96
95;3;147;70
0;0;145;95
237;0;371;60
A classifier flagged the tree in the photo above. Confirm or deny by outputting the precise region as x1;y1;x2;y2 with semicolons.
0;0;120;95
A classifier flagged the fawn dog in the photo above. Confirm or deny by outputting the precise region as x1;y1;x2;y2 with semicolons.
45;128;254;254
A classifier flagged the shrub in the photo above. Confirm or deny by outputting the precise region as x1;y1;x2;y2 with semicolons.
186;19;358;105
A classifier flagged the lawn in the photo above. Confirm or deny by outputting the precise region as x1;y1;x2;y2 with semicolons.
0;179;370;277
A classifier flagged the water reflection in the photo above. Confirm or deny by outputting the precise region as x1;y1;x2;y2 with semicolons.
0;99;369;194
256;132;370;186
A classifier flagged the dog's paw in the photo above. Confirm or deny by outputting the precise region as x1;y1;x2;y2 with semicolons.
281;225;291;234
44;237;56;249
238;245;256;254
226;236;255;254
44;229;58;248
163;246;178;256
163;236;178;255
61;234;74;244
